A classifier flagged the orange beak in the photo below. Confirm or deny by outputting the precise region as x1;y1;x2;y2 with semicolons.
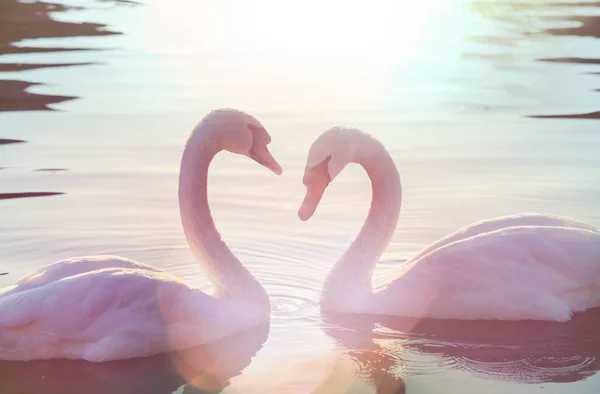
298;166;330;221
250;144;283;175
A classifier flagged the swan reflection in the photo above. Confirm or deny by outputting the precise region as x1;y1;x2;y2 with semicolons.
0;323;268;394
322;309;600;392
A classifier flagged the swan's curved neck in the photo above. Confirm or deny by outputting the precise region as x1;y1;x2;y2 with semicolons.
178;136;267;303
322;144;401;309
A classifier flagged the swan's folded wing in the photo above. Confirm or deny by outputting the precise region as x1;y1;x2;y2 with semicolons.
408;214;598;265
5;256;161;298
0;268;217;355
391;226;600;321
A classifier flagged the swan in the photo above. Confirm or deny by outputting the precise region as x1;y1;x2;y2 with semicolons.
0;108;282;362
298;127;600;321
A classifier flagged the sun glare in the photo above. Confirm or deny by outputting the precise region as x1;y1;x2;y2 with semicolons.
144;0;444;110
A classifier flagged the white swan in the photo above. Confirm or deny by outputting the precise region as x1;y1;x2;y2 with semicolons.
298;127;600;321
0;109;282;362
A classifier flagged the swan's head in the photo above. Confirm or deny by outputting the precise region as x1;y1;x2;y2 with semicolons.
298;127;379;221
192;108;282;175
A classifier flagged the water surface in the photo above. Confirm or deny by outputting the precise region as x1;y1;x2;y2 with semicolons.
1;0;599;393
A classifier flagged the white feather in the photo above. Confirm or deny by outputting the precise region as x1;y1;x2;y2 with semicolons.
306;128;600;321
0;109;277;362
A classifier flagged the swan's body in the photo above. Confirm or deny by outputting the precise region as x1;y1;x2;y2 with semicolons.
0;109;282;362
299;127;600;321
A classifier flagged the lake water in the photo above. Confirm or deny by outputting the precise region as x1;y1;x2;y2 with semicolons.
1;0;600;392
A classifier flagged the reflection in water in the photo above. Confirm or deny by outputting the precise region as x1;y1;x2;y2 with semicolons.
0;79;76;112
0;192;64;200
0;0;131;112
0;139;25;146
0;79;77;112
319;315;407;394
400;317;600;384
0;62;97;72
0;1;133;198
0;323;269;394
0;138;63;200
539;3;600;120
469;0;600;119
543;14;600;38
323;310;600;391
530;109;600;119
538;57;600;65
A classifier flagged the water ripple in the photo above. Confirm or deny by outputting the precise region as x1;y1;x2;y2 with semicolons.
269;292;319;322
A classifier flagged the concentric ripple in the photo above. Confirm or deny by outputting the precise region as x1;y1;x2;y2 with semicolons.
220;233;331;327
269;291;319;322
